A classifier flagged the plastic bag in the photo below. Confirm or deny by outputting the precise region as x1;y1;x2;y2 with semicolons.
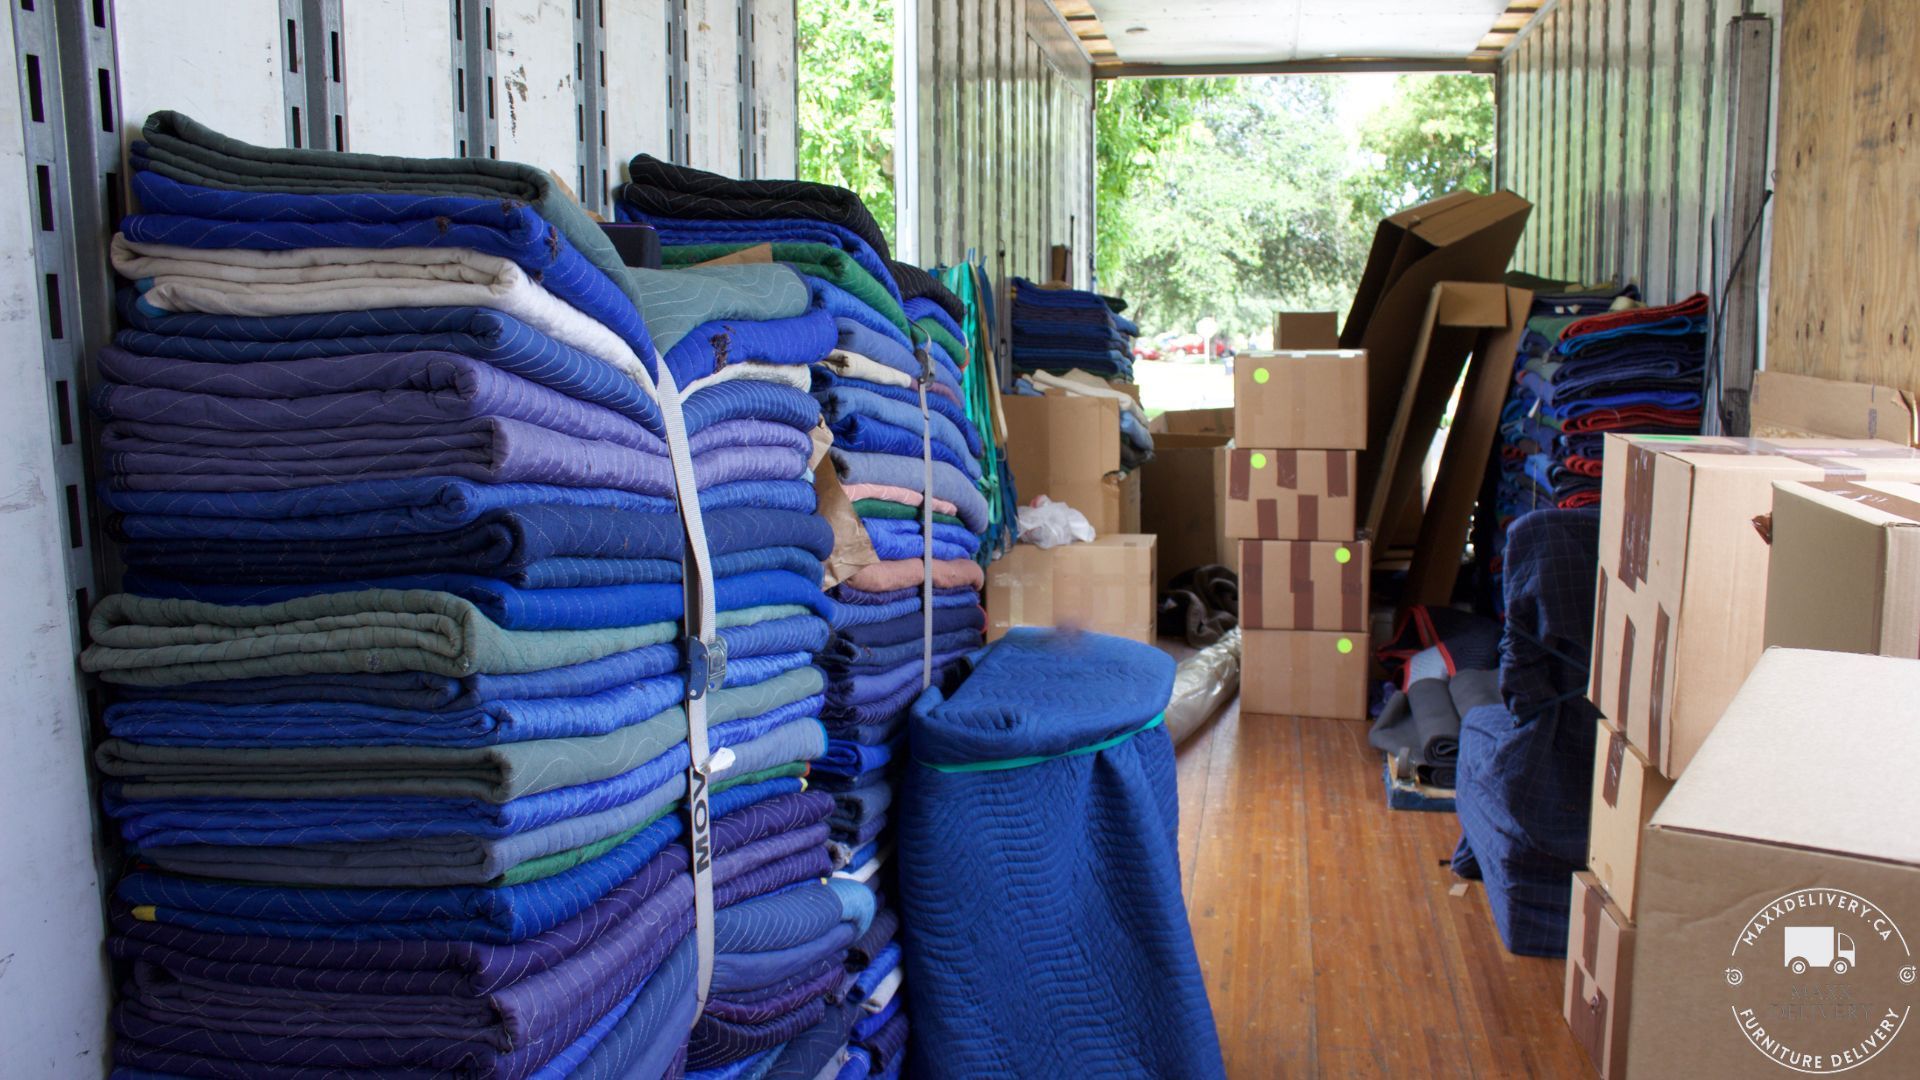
1015;496;1095;549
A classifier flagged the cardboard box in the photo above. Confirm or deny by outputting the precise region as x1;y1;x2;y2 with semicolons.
1587;717;1675;922
984;534;1156;644
1274;310;1340;349
1149;407;1234;438
1225;448;1356;541
1003;394;1132;534
1240;628;1368;719
1239;539;1369;631
1564;871;1635;1080
1591;435;1920;777
1140;434;1237;582
1626;649;1920;1078
1751;370;1918;445
1765;479;1920;659
1232;351;1367;450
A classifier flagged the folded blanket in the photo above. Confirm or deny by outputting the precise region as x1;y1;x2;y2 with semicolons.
108;608;825;714
813;372;982;460
834;604;985;648
840;483;959;518
634;214;896;314
851;499;963;528
113;235;648;383
97;665;823;801
840;556;984;596
837;320;962;392
862;517;980;557
829;450;987;533
901;629;1224;1078
625;263;810;354
819;629;981;677
97;346;666;450
124;168;652;367
828;414;979;480
121;504;833;588
661;241;907;338
623;154;893;269
134;110;636;317
107;714;827;849
79;588;699;686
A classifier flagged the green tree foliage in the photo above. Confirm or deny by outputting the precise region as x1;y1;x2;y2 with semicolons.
1099;77;1364;336
795;0;896;239
1096;73;1495;339
1093;78;1225;283
1347;74;1496;228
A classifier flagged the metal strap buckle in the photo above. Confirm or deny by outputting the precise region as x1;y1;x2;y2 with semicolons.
685;636;728;700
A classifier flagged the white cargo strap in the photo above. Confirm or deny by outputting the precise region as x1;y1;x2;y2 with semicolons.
654;362;720;1024
913;329;936;689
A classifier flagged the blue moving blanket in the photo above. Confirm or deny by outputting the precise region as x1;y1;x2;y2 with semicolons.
899;628;1224;1078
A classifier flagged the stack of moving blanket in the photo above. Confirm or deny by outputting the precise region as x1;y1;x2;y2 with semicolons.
1480;286;1705;612
620;156;988;1079
1451;508;1602;956
901;629;1225;1078
1369;607;1504;791
1008;277;1138;381
80;112;869;1079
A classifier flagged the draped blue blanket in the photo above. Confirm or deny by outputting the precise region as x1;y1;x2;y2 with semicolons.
900;629;1225;1078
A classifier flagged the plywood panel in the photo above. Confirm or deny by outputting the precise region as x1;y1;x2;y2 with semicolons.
343;0;455;155
606;0;672;176
1767;0;1920;392
494;0;579;177
116;0;285;150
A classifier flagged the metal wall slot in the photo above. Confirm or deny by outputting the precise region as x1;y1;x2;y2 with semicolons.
452;0;498;160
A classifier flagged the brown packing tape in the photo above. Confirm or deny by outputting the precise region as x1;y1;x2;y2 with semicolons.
1229;450;1251;500
1340;547;1363;629
1577;984;1611;1075
1649;604;1671;766
1291;543;1314;628
1273;450;1299;490
1807;478;1920;524
1602;728;1625;808
1258;499;1279;536
1243;541;1266;627
1299;496;1319;540
1620;443;1656;590
1327;452;1350;497
1582;883;1602;974
1617;616;1636;735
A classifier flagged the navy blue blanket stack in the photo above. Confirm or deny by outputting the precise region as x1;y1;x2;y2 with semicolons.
1008;277;1138;381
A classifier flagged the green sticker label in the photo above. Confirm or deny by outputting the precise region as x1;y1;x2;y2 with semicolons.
1334;547;1352;564
1336;637;1354;654
1250;452;1268;469
1253;367;1270;385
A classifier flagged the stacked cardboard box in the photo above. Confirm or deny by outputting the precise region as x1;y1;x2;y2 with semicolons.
1566;434;1920;1078
1001;393;1141;534
1232;351;1370;719
984;534;1157;644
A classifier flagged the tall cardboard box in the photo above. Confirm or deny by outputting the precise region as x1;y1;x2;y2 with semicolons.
1224;448;1357;541
1765;479;1920;659
1240;628;1367;719
1586;717;1675;922
1274;310;1340;349
1140;433;1237;582
1591;435;1920;777
1564;871;1635;1080
1627;649;1920;1078
1232;351;1367;450
1002;394;1133;535
1149;407;1234;437
1239;539;1369;631
985;535;1156;644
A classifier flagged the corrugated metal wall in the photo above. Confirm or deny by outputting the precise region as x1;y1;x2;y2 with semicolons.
900;0;1094;290
1496;0;1778;306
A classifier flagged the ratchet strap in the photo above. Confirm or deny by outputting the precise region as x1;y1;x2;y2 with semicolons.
912;327;936;689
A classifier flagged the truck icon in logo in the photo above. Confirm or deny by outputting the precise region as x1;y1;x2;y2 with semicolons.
1784;926;1857;976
